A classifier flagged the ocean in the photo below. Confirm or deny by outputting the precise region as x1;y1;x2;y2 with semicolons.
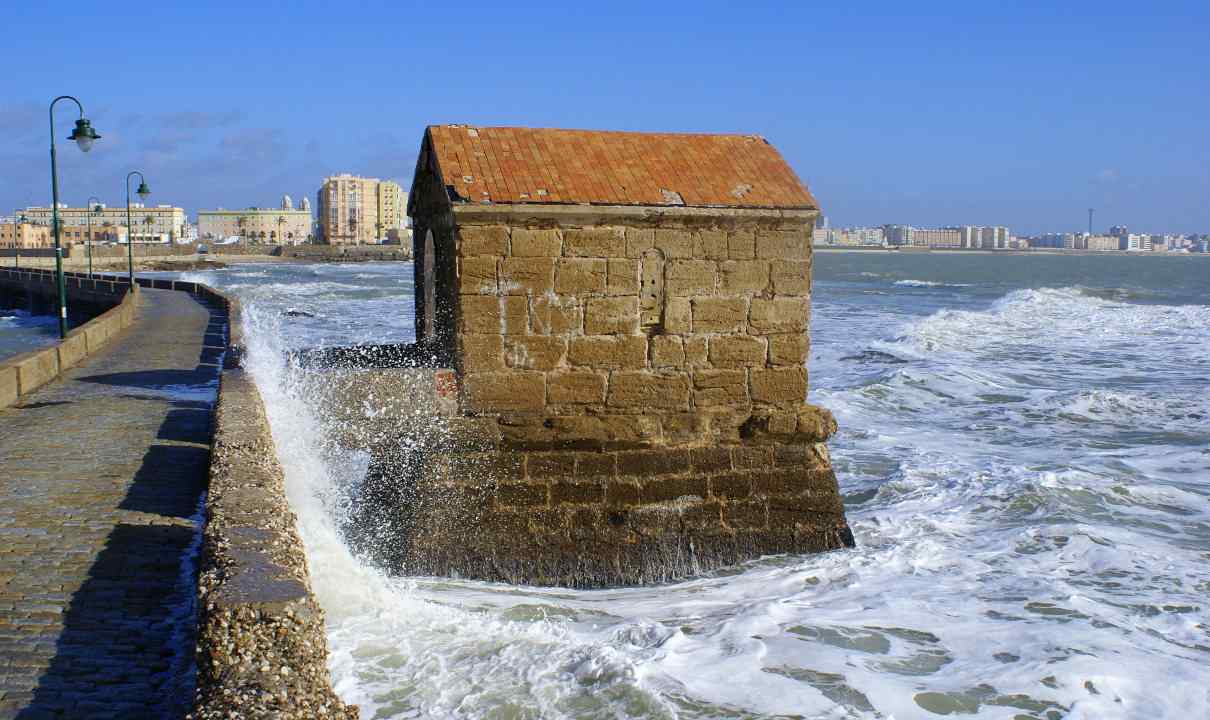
170;251;1210;719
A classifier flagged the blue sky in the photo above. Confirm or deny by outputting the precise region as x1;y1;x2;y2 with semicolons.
1;1;1206;234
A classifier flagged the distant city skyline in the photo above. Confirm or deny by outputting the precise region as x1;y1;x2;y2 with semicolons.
1;1;1207;235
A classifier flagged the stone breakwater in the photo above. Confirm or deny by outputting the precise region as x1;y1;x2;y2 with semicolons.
188;285;357;718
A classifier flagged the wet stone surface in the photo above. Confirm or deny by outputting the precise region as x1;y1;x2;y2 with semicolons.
0;289;223;719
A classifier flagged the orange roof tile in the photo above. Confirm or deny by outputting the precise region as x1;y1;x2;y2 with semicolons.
423;125;817;210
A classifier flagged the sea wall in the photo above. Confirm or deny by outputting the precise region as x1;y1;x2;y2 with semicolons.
0;268;137;408
183;285;357;719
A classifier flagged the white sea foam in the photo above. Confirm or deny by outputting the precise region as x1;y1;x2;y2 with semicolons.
893;279;971;288
205;264;1210;719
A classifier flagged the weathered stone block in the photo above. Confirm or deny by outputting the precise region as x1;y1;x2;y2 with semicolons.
692;369;748;406
576;452;618;477
584;296;639;335
463;371;546;412
708;335;766;367
696;230;729;260
770;260;811;295
797;404;837;441
555;258;607;294
605;480;640;506
616;448;691;476
719;260;770;294
691;446;732;474
607;258;639;295
511;228;562;256
567;335;647;369
749;297;809;333
755;229;809;259
723;501;766;528
751;467;804;495
597;416;662;446
654;229;693;258
530;296;581;334
711;473;752;500
460;295;529;334
650;335;685;368
551;481;604;505
460;334;506;372
692;297;747;333
732;446;774;469
750;367;808;404
505;336;567;370
684;336;708;366
459;225;510;256
768;334;809;365
625;227;655;258
13;349;58;395
500;258;556;296
460;256;498;294
496;482;550;507
548;371;607;404
564;227;625;257
773;445;810;467
641;475;706;502
666;259;717;296
664;297;691;334
607;371;691;409
0;366;17;408
528;453;577;477
728;229;756;259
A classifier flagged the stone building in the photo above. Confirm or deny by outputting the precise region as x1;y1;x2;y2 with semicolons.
389;124;852;587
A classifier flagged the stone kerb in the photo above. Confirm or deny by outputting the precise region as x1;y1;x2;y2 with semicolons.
192;368;356;719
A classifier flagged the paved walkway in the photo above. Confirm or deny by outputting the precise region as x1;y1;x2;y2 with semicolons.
0;289;224;719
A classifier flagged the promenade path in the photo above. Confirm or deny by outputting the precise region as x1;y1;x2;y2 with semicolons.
0;288;225;718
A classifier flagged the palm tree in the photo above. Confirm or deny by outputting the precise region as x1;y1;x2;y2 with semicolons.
277;215;286;246
236;215;248;243
144;215;155;243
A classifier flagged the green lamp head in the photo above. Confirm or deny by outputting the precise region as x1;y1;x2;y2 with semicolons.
68;118;101;153
136;182;151;199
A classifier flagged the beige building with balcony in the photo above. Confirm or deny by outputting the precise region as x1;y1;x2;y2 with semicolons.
18;204;187;244
316;174;404;244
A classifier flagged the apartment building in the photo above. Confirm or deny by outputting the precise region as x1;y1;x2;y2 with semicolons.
316;174;404;244
18;204;187;244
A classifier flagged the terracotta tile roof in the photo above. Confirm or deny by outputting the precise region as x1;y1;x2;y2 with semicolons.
424;125;817;210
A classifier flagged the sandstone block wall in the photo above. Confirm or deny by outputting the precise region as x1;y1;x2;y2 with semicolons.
451;218;819;448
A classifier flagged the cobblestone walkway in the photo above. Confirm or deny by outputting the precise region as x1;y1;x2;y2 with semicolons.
0;289;224;719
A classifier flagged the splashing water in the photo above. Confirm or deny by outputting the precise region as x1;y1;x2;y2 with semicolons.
160;254;1210;719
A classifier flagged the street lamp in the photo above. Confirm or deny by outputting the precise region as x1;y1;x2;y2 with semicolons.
85;196;102;278
125;172;150;287
49;96;101;338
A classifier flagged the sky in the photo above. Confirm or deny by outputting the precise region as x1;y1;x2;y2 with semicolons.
1;1;1207;235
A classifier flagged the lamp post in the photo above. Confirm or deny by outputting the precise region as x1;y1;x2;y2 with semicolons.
125;172;150;287
277;215;285;246
85;196;102;278
49;96;101;338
